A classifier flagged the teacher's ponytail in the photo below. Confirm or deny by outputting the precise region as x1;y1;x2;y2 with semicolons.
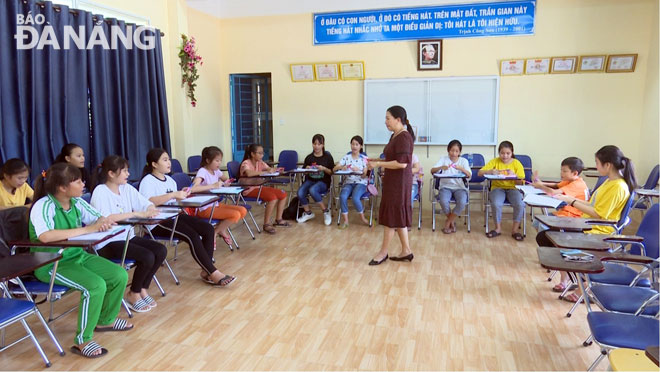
405;120;416;142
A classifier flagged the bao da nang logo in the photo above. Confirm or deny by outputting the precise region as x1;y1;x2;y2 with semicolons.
15;11;155;50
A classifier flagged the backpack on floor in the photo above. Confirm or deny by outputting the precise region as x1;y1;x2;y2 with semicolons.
282;196;304;221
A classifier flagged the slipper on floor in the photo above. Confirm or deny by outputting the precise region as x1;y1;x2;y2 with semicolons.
143;295;157;308
486;230;501;238
263;224;276;234
70;341;108;358
95;318;134;332
562;292;584;303
338;223;349;230
210;275;236;287
552;282;570;293
125;298;151;313
512;232;524;241
273;220;291;227
442;227;453;234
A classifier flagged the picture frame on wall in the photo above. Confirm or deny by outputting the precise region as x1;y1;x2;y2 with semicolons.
524;58;550;75
578;55;606;72
290;64;314;82
606;54;637;73
339;61;365;80
500;59;524;75
550;56;577;74
417;40;442;71
314;63;339;81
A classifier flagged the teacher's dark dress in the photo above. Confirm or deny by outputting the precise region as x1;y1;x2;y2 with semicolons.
378;131;414;228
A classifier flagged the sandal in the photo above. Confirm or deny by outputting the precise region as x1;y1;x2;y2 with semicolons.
562;292;583;303
143;295;157;308
210;275;236;287
512;232;524;241
552;282;569;293
442;227;453;234
70;341;108;358
219;233;232;246
338;223;349;230
273;219;291;227
486;230;501;238
95;318;134;332
263;224;276;234
124;298;151;313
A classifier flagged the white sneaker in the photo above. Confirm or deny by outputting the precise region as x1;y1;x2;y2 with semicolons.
297;211;315;223
323;210;332;226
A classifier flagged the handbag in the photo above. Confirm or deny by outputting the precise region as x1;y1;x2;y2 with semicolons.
367;183;379;196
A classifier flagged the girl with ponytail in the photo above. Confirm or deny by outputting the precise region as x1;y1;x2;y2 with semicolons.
366;105;415;265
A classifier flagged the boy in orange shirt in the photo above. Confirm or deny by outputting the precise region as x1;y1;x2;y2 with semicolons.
531;156;588;293
532;157;589;217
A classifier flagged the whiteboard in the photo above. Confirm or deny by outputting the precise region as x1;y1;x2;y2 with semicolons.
364;76;499;145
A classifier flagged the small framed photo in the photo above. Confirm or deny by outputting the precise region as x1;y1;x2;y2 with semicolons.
550;56;577;74
606;54;637;73
339;61;365;80
578;55;606;72
314;63;339;81
417;40;442;70
500;59;524;75
290;64;314;82
524;58;550;75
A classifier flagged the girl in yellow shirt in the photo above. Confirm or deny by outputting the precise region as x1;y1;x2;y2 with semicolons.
0;158;33;209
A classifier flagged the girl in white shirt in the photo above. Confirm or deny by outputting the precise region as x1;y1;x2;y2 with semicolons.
90;156;167;313
430;140;471;233
333;136;370;228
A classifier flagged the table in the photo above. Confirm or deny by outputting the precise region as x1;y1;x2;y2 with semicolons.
538;176;561;183
535;215;593;232
636;189;659;198
545;232;611;251
645;346;659;367
116;213;179;267
484;174;519;180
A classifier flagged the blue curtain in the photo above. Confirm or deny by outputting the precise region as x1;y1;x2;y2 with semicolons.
0;0;170;180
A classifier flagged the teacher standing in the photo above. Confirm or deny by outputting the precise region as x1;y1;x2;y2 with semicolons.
367;105;415;265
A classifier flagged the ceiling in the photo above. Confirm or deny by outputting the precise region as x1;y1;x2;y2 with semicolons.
185;0;501;19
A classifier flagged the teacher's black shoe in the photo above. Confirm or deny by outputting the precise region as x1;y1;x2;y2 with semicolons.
368;255;388;266
389;253;414;262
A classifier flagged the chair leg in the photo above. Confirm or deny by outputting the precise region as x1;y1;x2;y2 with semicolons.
242;218;255;239
587;350;608;371
163;259;180;285
20;318;52;367
565;293;583;317
153;275;166;297
248;210;261;233
432;202;436;231
547;270;557;282
122;299;134;318
582;334;593;347
369;198;374;227
228;228;238;250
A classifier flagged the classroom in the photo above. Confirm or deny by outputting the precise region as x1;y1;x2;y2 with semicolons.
0;0;658;370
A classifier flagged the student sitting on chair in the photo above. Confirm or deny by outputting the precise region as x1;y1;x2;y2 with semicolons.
0;158;33;209
90;156;167;313
478;141;525;241
430;140;471;234
190;146;247;246
411;153;422;204
333;135;370;229
239;144;289;234
544;145;637;302
54;143;91;192
139;148;236;288
297;134;334;225
30;163;132;359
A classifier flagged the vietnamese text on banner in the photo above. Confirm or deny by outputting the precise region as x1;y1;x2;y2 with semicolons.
313;0;535;45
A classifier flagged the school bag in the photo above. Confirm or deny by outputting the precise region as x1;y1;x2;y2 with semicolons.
281;196;304;220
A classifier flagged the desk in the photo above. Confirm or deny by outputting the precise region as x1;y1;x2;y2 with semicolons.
484;174;519;180
545;232;611;251
636;189;659;198
116;213;179;267
164;195;220;209
534;215;593;232
538;176;561;183
537;246;604;274
645;346;659;367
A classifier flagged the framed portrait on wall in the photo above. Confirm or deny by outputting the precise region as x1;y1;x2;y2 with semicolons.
606;54;637;73
550;56;577;74
314;63;339;81
417;40;442;70
290;64;314;82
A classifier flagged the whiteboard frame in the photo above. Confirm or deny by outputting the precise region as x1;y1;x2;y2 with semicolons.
363;75;500;145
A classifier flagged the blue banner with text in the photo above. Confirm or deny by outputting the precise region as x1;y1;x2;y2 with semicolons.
313;1;535;45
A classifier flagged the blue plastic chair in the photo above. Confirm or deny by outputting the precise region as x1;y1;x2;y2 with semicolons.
170;158;184;174
462;153;486;210
516;154;533;183
225;161;261;233
187;155;202;173
591;175;608;196
270;150;298;203
632;164;659;213
170;172;192;191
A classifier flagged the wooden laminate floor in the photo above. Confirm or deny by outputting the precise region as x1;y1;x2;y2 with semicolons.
1;207;636;371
